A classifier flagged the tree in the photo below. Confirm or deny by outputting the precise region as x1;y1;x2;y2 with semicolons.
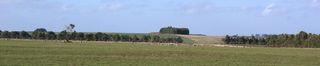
160;26;177;34
102;33;111;41
223;35;231;44
112;34;121;41
70;31;77;40
58;30;67;40
32;28;47;39
151;35;160;42
64;24;75;42
34;28;47;32
132;35;139;42
177;28;190;35
1;31;10;39
75;32;85;41
94;32;104;41
297;31;308;41
20;31;31;39
159;26;190;35
120;35;131;42
0;30;2;38
10;31;20;39
142;35;151;42
46;31;56;40
176;37;183;43
85;33;94;41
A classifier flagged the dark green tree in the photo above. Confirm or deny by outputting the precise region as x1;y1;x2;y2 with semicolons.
132;35;139;42
85;33;94;41
58;30;67;40
159;26;190;35
1;31;10;38
176;37;183;43
142;35;151;42
32;28;47;39
112;34;121;41
297;31;308;41
75;32;85;41
10;31;20;39
102;33;111;41
95;32;104;41
151;35;160;42
20;31;31;39
0;30;2;38
46;31;57;40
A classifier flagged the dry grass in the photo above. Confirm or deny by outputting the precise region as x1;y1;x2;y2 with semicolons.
178;35;224;44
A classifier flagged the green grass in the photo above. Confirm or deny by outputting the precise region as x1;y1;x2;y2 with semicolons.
1;40;320;66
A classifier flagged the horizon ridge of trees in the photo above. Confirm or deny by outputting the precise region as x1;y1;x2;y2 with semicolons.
223;31;320;48
0;28;184;43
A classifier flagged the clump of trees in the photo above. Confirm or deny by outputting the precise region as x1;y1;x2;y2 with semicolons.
160;26;189;35
0;29;184;43
223;35;267;45
223;31;320;48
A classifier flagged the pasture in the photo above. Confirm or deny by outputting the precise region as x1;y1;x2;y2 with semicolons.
0;40;320;66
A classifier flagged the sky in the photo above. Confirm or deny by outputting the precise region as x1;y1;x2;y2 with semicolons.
0;0;320;36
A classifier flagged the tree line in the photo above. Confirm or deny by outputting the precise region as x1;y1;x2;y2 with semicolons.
0;28;184;43
223;31;320;48
159;26;189;35
223;35;267;45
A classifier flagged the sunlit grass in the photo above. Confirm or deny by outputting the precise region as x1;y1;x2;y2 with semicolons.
0;40;319;66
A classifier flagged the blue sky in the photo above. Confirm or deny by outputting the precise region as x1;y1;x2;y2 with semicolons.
0;0;320;36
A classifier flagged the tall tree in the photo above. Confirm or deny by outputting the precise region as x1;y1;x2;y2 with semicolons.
64;24;75;42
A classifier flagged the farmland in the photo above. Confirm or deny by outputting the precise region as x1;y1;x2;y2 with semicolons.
1;40;320;66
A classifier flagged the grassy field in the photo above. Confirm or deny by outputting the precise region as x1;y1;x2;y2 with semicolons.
1;40;320;66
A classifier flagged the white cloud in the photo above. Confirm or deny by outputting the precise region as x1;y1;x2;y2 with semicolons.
262;3;275;16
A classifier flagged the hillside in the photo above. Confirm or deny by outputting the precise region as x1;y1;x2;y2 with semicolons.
178;35;224;44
